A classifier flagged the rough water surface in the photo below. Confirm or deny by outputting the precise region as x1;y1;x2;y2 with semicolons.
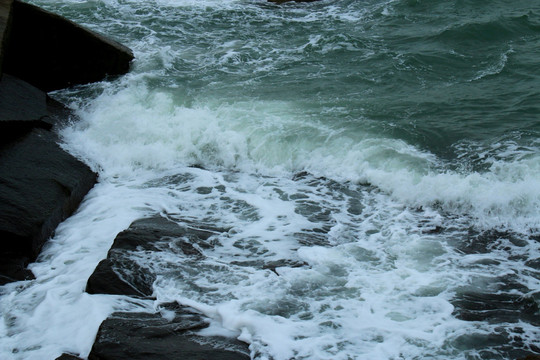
1;0;539;359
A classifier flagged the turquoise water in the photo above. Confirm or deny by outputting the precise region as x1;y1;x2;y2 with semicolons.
1;0;539;359
57;0;540;150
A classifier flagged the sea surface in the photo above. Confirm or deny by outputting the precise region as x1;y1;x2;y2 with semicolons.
1;0;539;359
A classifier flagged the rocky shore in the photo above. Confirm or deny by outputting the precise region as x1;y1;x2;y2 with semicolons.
85;216;251;360
0;0;132;285
0;2;251;359
3;2;538;360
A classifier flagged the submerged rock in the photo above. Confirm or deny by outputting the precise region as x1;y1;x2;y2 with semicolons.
268;0;319;3
89;304;249;360
453;291;539;325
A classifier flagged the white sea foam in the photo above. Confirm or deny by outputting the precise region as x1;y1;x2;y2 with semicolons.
472;48;513;81
60;81;540;233
0;182;163;359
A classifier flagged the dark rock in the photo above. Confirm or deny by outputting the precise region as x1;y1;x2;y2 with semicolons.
0;73;51;144
86;259;154;297
519;355;540;360
0;127;97;262
0;0;13;75
88;307;250;360
85;216;225;296
86;218;251;358
3;0;134;92
0;1;132;286
55;354;83;360
0;75;94;286
109;216;217;254
0;254;34;285
0;73;46;121
452;291;539;326
452;327;533;360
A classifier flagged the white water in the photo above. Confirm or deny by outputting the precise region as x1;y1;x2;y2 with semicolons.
1;82;538;358
1;0;540;359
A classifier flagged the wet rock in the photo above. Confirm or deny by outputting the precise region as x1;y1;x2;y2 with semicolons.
109;216;221;253
0;73;98;285
520;354;540;360
520;355;540;360
55;354;83;360
86;216;226;296
0;127;97;266
0;255;34;285
452;292;539;326
452;327;534;360
88;305;250;360
0;1;131;286
3;0;134;92
86;259;154;297
0;73;51;144
0;0;13;75
86;219;251;359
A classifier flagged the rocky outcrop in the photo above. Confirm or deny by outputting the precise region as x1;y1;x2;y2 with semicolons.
0;255;33;284
86;258;154;298
85;216;223;297
0;73;51;142
0;1;133;284
89;304;250;360
0;75;97;285
2;0;134;92
85;216;251;359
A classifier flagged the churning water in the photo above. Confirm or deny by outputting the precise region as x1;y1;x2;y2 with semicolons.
1;0;539;359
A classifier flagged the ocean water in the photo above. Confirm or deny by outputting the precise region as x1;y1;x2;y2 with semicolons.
1;0;539;359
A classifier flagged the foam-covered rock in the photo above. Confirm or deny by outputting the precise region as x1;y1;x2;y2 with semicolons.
85;216;221;296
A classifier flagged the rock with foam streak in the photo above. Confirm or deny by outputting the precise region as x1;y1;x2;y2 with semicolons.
89;302;250;360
